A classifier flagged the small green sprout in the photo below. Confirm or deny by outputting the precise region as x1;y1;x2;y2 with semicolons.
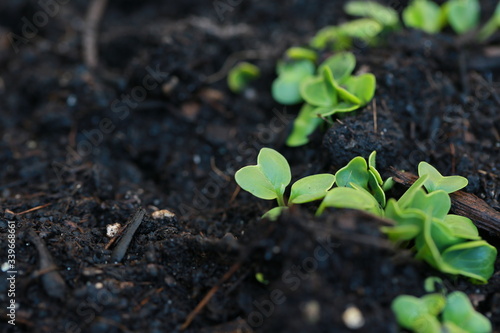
344;1;400;29
272;59;315;105
227;62;260;93
285;47;318;62
403;0;446;34
392;282;492;333
443;0;480;35
235;148;335;218
418;161;468;193
286;52;376;146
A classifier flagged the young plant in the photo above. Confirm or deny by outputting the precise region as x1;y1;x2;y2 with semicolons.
272;59;315;105
285;52;376;146
478;1;500;41
392;279;492;333
443;0;480;35
344;1;400;30
235;148;335;219
227;62;260;93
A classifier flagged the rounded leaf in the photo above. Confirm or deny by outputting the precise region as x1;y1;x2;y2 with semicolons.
235;166;277;200
418;161;468;193
286;104;323;147
443;291;492;333
446;0;480;34
318;52;356;83
227;62;260;93
335;156;369;189
289;174;335;204
258;148;291;196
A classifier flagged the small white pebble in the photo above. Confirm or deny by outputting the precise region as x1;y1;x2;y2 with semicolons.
95;282;103;289
303;300;321;324
151;209;176;220
342;305;365;329
106;223;121;238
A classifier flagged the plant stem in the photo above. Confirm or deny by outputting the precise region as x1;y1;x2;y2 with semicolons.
277;195;286;207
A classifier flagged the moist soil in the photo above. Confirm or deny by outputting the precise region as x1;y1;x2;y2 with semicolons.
0;0;499;332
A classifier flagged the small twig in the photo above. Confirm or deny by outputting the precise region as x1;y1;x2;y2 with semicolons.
15;203;52;216
180;262;242;331
372;98;378;134
110;208;146;262
83;0;109;69
27;229;67;299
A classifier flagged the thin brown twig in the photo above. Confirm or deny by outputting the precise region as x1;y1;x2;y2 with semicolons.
83;0;109;69
16;203;52;215
180;262;242;331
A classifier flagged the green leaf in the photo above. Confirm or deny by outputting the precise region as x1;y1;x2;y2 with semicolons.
227;62;260;93
235;148;291;205
318;52;356;83
441;241;497;283
477;1;500;41
272;60;315;105
262;206;289;221
423;276;444;293
300;74;337;107
335;156;370;189
444;215;480;240
368;169;386;206
429;217;464;252
381;224;421;241
314;102;360;117
286;104;323;147
289;174;336;204
421;294;447;317
342;73;376;105
285;47;318;62
344;1;400;27
418;162;468;193
441;321;470;333
368;151;377;170
445;0;480;34
310;26;353;51
338;18;384;41
397;174;429;209
415;215;445;269
383;199;426;241
316;185;382;216
406;189;450;221
443;291;492;333
403;0;446;34
391;295;427;330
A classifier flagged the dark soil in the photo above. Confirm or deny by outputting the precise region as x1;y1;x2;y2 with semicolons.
0;0;499;332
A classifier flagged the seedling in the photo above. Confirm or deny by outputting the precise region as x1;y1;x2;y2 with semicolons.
285;52;376;146
344;1;400;29
443;0;480;35
272;59;315;105
478;1;500;41
403;0;446;34
235;148;335;218
235;148;497;282
227;62;260;93
392;280;492;333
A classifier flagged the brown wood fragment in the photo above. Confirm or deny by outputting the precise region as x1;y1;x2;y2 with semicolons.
389;168;500;236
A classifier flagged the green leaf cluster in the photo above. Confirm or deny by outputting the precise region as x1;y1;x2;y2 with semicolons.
235;148;497;282
272;51;376;147
392;281;492;333
227;62;260;93
235;148;335;219
381;162;496;283
403;0;480;35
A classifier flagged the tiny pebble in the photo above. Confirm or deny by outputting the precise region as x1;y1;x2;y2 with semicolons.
151;209;176;220
342;305;365;329
106;223;121;238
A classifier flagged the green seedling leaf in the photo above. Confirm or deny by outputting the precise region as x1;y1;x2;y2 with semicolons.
272;60;315;105
300;73;337;107
442;322;469;333
344;1;399;27
289;174;335;204
316;185;381;216
368;169;386;206
338;18;383;42
318;52;356;84
342;74;376;105
227;62;260;93
429;217;464;252
310;26;353;51
262;206;288;221
382;177;395;191
444;215;480;240
314;102;360;117
391;294;445;331
418;161;468;193
285;47;318;62
368;151;377;170
235;148;291;206
381;224;421;242
441;241;497;283
335;156;370;189
415;215;445;269
255;272;269;285
286;104;323;147
423;276;444;293
443;291;492;333
397;174;429;209
383;199;425;241
403;0;446;34
406;189;450;221
444;0;480;34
